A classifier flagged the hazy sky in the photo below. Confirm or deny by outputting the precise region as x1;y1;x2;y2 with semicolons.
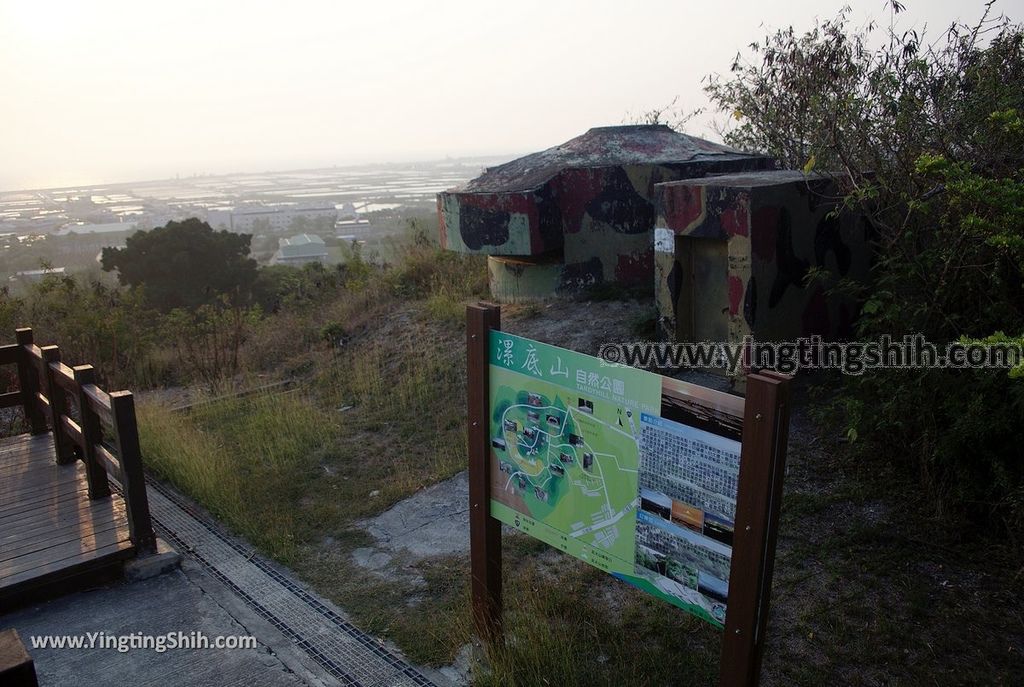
0;0;994;191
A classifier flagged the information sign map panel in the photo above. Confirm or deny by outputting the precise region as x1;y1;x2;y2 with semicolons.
488;331;742;627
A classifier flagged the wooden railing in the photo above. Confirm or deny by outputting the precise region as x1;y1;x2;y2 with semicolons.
0;327;156;554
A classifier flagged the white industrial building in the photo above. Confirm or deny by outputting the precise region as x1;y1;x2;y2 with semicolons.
54;221;138;236
208;205;338;233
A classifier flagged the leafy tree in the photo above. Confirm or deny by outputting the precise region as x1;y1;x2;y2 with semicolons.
163;299;258;387
251;262;347;313
623;95;703;132
705;3;1024;536
0;274;160;387
289;215;310;233
251;218;273;234
102;218;258;311
312;215;335;232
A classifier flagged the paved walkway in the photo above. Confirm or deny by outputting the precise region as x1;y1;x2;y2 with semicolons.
6;566;307;687
3;478;455;687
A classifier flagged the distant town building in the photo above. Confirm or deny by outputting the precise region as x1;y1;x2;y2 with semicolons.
54;221;137;236
205;208;234;229
225;205;337;233
337;203;359;221
12;267;66;282
270;234;328;266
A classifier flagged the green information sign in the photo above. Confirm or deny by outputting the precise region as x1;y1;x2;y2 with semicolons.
469;304;791;685
486;330;741;627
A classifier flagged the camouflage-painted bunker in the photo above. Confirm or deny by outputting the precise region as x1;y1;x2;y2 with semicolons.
654;170;871;346
438;125;772;301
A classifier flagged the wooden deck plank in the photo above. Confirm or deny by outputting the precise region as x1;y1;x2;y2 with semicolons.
0;456;60;477
0;466;88;499
0;495;125;540
1;499;126;543
0;448;56;465
0;473;84;497
0;482;91;517
0;431;136;605
0;518;126;563
0;448;60;473
0;450;79;475
0;464;88;496
0;435;55;451
0;459;87;492
1;492;124;528
0;471;65;493
1;490;108;529
0;439;59;454
0;435;47;455
0;541;135;602
2;493;98;528
0;435;54;451
0;524;132;578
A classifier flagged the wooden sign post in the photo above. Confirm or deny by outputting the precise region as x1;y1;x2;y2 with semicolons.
467;303;503;644
466;302;791;687
717;371;791;687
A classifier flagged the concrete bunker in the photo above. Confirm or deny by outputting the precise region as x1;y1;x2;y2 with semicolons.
654;170;872;346
437;125;773;301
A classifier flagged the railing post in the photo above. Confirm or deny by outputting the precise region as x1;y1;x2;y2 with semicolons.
466;302;503;645
109;390;156;554
14;328;46;434
39;345;75;464
73;365;111;500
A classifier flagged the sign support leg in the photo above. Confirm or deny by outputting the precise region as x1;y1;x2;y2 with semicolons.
467;302;503;645
718;372;792;687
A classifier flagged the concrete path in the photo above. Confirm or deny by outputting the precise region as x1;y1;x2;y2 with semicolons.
3;478;454;687
358;472;470;562
5;566;307;687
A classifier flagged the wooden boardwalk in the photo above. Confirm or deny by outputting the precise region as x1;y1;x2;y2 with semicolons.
0;433;135;607
0;326;155;611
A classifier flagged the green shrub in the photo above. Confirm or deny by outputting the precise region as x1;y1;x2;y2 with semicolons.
706;6;1024;540
628;306;659;339
0;274;161;388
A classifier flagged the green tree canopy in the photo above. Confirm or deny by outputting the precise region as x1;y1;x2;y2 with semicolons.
101;218;258;311
704;4;1024;535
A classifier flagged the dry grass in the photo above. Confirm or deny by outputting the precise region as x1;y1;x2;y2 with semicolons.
134;236;1023;685
136;243;480;564
138;390;336;561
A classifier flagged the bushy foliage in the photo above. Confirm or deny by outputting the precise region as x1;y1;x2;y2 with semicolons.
0;275;161;387
162;301;260;386
706;3;1024;537
252;262;348;313
2;222;488;392
101;218;258;311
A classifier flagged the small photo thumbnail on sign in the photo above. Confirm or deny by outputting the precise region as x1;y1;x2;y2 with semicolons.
638;488;736;549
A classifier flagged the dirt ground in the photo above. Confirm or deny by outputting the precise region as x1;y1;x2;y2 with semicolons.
347;297;1024;685
144;294;1024;685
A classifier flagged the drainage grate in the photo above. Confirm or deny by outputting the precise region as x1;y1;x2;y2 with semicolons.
145;478;438;687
